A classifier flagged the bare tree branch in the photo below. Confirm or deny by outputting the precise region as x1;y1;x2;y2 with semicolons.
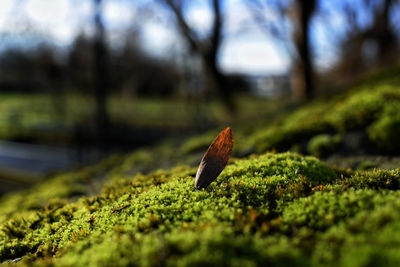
160;0;235;112
209;0;222;58
244;0;295;56
164;0;200;52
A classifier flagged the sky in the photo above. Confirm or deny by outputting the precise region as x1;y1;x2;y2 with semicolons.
140;0;292;74
0;0;382;75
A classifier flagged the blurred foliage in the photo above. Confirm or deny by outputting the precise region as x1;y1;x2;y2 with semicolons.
248;66;400;155
0;65;398;156
0;93;282;144
0;155;122;224
307;134;342;158
368;102;400;153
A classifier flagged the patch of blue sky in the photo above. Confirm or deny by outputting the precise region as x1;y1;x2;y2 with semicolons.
0;0;386;74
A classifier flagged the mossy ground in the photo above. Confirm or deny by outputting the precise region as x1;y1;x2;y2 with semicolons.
0;151;400;266
1;67;400;266
246;69;400;155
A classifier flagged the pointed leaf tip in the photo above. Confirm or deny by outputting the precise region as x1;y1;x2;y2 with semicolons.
195;127;234;189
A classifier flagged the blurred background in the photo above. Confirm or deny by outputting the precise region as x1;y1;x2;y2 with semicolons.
0;0;399;193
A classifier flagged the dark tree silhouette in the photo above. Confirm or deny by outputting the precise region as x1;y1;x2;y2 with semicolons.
93;0;110;149
358;0;397;63
362;0;397;62
291;0;316;100
68;35;94;94
246;0;316;100
321;0;400;89
161;0;235;112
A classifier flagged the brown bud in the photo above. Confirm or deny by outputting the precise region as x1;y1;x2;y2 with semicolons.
195;127;234;189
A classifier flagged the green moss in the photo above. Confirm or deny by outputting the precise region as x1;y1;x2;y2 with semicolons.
0;152;336;265
307;134;341;158
247;78;400;154
57;227;306;267
368;104;400;153
340;169;400;190
180;132;217;155
357;161;377;171
249;110;334;153
1;68;400;266
329;88;385;131
312;190;400;266
282;189;394;231
0;155;121;224
1;148;400;266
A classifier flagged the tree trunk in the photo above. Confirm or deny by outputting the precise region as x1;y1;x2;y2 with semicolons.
163;0;235;113
93;0;110;150
203;52;235;113
292;0;315;100
376;0;395;61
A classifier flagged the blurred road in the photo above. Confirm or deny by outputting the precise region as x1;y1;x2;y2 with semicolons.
0;141;100;194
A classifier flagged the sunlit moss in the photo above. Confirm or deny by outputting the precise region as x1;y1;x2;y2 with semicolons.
368;102;400;153
0;152;337;265
1;70;400;266
247;79;400;154
307;134;341;158
1;148;400;266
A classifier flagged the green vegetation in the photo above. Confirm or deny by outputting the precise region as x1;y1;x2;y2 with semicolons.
0;93;282;143
1;151;400;266
178;70;400;158
368;103;400;153
307;134;342;158
1;68;400;266
246;71;400;155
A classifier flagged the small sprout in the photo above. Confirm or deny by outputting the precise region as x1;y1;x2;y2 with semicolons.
195;127;234;189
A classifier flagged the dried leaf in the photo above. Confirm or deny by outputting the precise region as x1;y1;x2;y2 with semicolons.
195;127;234;189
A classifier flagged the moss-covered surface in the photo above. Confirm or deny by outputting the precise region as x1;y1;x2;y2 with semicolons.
1;67;400;266
0;150;400;266
307;134;342;158
114;66;400;164
246;72;400;155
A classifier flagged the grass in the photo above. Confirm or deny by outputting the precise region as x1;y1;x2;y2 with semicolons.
0;93;285;144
